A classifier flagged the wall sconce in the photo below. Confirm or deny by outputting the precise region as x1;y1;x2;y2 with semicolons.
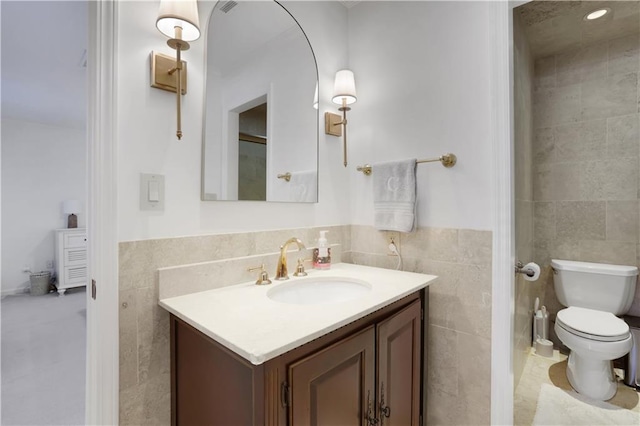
325;69;357;167
151;0;201;140
62;200;82;229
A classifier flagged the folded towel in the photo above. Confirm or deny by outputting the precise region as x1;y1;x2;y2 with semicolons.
290;170;317;202
373;159;417;232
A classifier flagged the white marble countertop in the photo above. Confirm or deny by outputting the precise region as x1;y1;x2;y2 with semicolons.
159;263;437;365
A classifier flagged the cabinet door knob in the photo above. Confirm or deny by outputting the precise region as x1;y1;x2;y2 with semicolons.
380;405;391;418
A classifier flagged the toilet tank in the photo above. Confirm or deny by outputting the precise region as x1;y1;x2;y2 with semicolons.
551;259;638;315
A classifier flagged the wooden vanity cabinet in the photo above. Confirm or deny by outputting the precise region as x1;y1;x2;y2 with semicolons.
289;300;422;426
288;325;376;426
170;290;426;426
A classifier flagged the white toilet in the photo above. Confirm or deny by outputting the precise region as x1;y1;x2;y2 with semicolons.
551;259;637;400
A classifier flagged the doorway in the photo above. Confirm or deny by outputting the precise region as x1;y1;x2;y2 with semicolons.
511;0;640;423
1;1;89;424
238;102;268;201
223;93;270;200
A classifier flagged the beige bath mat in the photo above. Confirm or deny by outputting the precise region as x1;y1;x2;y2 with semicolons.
532;383;639;425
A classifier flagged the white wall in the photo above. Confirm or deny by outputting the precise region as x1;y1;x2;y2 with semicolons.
348;1;494;231
117;0;497;241
1;118;86;294
117;0;350;242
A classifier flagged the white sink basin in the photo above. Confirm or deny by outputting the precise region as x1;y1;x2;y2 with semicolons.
267;277;372;305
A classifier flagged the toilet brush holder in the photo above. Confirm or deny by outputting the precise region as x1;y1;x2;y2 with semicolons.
535;338;553;358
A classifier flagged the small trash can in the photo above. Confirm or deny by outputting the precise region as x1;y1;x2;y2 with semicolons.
29;271;51;296
623;315;640;389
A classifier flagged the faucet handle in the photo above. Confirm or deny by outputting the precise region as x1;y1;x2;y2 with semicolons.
293;258;312;277
247;264;272;285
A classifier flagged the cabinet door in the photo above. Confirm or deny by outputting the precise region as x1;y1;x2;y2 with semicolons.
173;318;259;426
377;300;422;426
289;326;376;426
64;232;87;248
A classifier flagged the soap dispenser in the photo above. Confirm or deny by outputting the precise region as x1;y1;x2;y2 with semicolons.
313;230;331;270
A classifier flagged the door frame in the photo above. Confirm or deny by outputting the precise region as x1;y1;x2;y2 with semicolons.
490;0;515;424
86;0;119;423
491;1;533;424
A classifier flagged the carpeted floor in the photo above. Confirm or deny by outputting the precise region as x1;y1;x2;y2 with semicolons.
1;288;86;425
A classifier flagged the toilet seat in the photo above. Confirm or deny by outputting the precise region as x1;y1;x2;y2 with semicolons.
556;307;629;342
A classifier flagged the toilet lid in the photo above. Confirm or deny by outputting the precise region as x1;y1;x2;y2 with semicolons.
556;307;629;342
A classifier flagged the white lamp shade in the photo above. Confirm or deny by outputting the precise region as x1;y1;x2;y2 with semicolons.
331;69;357;105
62;199;82;215
313;82;319;110
156;0;201;42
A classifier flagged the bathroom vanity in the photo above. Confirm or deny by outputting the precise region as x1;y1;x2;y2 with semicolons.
160;264;436;426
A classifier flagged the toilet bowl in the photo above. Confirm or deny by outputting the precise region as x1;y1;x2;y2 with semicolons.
554;306;632;400
551;259;638;400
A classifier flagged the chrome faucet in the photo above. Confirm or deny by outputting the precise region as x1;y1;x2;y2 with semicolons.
276;237;306;280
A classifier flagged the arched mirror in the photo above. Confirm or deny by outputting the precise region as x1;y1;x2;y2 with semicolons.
201;0;318;202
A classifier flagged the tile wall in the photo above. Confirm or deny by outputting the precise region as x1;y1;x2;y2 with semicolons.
119;224;492;425
118;226;349;425
346;225;493;426
532;33;640;347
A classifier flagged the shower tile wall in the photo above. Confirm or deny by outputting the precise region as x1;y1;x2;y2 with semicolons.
532;33;640;347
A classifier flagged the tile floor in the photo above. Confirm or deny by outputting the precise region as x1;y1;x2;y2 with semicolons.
1;288;86;425
515;348;640;425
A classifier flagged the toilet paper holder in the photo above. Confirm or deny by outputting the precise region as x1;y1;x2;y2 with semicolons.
515;261;536;277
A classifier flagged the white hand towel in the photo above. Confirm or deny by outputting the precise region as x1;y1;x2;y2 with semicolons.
290;170;317;202
373;159;417;232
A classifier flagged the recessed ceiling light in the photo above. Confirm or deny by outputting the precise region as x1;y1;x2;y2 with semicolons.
584;8;610;21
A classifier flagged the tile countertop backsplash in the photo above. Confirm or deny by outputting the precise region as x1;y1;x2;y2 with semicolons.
159;262;437;365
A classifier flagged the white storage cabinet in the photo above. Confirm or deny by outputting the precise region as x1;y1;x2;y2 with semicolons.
54;228;87;295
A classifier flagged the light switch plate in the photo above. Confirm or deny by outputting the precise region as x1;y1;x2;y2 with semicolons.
140;173;165;211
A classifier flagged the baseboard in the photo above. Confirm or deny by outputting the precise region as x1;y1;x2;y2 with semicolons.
1;287;30;297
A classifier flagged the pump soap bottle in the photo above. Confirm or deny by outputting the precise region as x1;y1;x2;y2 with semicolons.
313;230;331;270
